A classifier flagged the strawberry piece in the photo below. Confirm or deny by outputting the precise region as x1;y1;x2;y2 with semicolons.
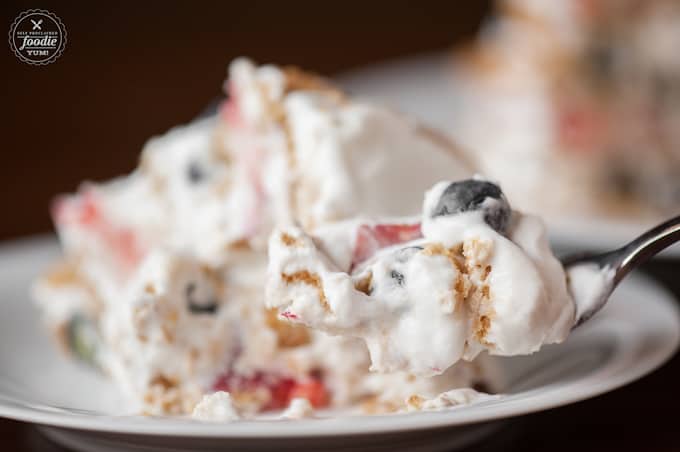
76;192;100;226
373;223;423;243
220;81;244;128
240;147;267;239
266;377;297;411
52;190;144;272
280;311;299;320
108;227;144;268
51;191;100;227
289;378;330;408
352;223;422;268
211;371;330;411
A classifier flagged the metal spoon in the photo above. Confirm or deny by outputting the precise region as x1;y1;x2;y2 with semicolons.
563;215;680;328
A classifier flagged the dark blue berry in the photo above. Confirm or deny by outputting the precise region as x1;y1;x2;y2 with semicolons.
186;282;218;314
186;161;206;184
432;179;511;233
390;269;405;286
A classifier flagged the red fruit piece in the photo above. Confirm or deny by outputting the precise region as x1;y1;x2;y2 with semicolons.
211;371;330;411
220;81;244;128
280;311;299;320
52;190;144;272
351;223;422;268
109;227;144;269
239;147;267;240
289;378;330;409
52;191;100;227
266;377;297;411
76;192;100;226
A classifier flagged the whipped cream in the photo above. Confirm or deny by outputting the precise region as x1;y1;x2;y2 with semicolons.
192;391;241;422
280;397;315;420
266;179;575;377
222;58;473;239
285;91;473;228
567;263;614;323
405;388;500;412
33;58;480;416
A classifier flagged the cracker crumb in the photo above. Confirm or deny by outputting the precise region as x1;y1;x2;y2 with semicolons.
360;395;400;414
483;265;492;280
44;259;81;287
264;308;310;348
462;238;493;268
280;232;303;247
474;313;495;346
144;374;195;415
422;244;471;309
281;270;331;312
353;271;373;295
422;243;465;273
227;238;251;251
406;394;424;410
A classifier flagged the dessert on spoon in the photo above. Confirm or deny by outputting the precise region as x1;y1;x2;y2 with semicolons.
267;178;680;377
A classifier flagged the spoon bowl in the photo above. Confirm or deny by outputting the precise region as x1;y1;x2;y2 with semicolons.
563;214;680;328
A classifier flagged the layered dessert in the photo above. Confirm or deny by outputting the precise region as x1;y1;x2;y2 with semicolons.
267;178;574;378
33;58;497;418
452;0;680;216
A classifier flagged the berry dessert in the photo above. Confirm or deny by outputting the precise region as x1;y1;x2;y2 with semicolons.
451;0;680;217
33;58;489;418
267;178;575;377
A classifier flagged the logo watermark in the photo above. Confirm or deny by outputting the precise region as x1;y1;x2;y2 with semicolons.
8;9;67;65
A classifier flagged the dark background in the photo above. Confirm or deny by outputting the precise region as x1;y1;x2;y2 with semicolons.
2;0;488;241
2;1;680;451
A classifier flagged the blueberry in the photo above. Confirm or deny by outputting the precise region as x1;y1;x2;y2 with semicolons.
432;179;511;233
186;161;206;184
185;282;218;314
390;269;405;286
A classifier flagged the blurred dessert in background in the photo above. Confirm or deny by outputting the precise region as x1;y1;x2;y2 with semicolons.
33;58;488;417
452;0;680;217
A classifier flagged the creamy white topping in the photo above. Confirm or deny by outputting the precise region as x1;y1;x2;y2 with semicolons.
286;92;472;228
266;180;575;377
33;58;481;416
280;398;315;420
192;392;241;422
567;263;614;322
221;58;472;246
405;388;500;412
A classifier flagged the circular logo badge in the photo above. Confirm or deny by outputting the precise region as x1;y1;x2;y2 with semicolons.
8;9;67;65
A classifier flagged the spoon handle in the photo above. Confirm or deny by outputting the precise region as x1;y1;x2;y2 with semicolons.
613;214;680;285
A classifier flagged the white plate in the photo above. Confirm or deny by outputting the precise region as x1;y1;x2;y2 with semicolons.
0;236;678;452
338;52;680;256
